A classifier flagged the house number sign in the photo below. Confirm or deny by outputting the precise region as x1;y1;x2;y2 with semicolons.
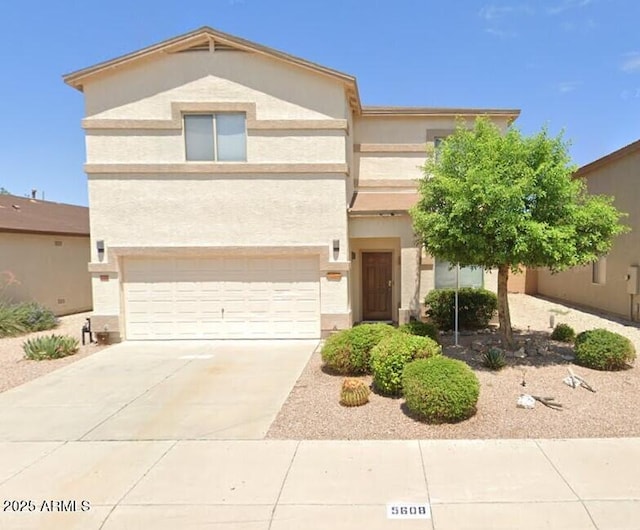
386;503;431;519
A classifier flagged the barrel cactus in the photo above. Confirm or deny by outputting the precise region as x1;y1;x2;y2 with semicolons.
339;378;370;407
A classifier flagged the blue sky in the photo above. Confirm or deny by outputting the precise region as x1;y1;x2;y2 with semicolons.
0;0;638;206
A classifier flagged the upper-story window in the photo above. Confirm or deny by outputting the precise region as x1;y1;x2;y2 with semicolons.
184;113;247;161
434;136;445;161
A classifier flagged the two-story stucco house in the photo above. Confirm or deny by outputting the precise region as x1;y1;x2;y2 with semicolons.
64;27;519;342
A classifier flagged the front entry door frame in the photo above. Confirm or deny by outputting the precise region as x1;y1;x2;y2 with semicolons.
362;251;393;321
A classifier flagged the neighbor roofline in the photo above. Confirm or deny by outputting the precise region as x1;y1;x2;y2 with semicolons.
0;227;89;237
63;26;362;111
361;106;520;122
574;139;640;178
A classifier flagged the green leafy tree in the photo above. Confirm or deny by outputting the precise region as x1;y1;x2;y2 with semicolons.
0;187;9;195
411;117;628;347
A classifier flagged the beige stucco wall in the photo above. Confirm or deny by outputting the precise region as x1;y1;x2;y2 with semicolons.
0;233;92;316
89;177;347;250
356;154;426;183
86;130;346;164
83;51;347;120
353;115;512;186
537;150;640;319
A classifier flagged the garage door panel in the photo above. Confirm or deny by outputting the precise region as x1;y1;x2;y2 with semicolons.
124;256;320;339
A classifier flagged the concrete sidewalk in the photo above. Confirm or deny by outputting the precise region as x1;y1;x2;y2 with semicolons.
1;438;638;529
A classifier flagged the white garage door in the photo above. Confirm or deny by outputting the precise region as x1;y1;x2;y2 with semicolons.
123;256;320;340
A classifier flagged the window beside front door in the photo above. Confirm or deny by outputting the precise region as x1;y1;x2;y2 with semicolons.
435;260;483;289
184;113;247;161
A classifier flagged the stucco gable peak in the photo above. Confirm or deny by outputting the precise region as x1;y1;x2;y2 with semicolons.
62;26;361;111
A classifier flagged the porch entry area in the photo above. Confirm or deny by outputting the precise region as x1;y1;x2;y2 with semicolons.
362;252;393;321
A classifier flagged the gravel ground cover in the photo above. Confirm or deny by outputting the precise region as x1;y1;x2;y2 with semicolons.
267;294;640;440
0;312;106;393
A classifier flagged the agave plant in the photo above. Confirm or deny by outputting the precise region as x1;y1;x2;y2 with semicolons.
482;347;507;370
23;334;79;361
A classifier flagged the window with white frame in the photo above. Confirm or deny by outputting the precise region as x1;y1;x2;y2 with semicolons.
435;259;483;289
184;113;246;161
592;257;606;285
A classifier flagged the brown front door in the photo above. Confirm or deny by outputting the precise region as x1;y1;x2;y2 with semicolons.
362;252;393;321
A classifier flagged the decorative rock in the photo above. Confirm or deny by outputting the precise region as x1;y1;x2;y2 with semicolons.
514;347;527;358
471;341;484;352
517;394;536;409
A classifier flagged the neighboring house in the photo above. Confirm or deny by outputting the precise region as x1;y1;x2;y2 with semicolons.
64;26;519;341
0;194;92;315
537;139;640;321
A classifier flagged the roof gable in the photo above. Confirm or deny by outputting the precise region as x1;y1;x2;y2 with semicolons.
63;26;361;111
0;195;89;236
575;139;640;178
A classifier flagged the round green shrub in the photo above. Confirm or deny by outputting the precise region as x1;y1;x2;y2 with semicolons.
425;288;497;330
574;328;636;371
402;356;479;423
398;321;439;343
321;323;396;375
551;323;576;343
370;333;441;396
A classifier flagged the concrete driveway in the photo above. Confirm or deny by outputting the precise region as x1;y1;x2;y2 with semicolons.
0;340;317;441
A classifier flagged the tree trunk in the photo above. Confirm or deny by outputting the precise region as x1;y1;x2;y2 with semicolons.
497;264;514;349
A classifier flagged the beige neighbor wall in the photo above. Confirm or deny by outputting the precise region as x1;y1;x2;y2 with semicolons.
349;216;420;323
82;50;352;339
537;150;640;320
0;233;92;316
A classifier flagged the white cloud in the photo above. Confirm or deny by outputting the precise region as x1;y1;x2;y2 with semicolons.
479;4;534;20
621;52;640;73
547;0;593;15
479;4;533;38
485;27;518;38
557;81;581;93
561;18;596;31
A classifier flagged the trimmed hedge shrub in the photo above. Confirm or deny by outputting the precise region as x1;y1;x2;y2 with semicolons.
402;356;479;423
424;288;497;330
321;323;396;375
0;301;58;338
398;321;439;343
551;323;576;343
370;333;441;396
23;334;79;360
574;328;636;371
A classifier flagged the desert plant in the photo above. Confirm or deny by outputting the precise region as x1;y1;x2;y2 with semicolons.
0;301;57;338
23;334;79;360
551;323;576;343
424;288;497;330
482;347;507;370
339;378;370;407
402;356;480;423
321;323;396;375
0;301;27;337
370;333;441;396
574;328;636;371
398;321;439;343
